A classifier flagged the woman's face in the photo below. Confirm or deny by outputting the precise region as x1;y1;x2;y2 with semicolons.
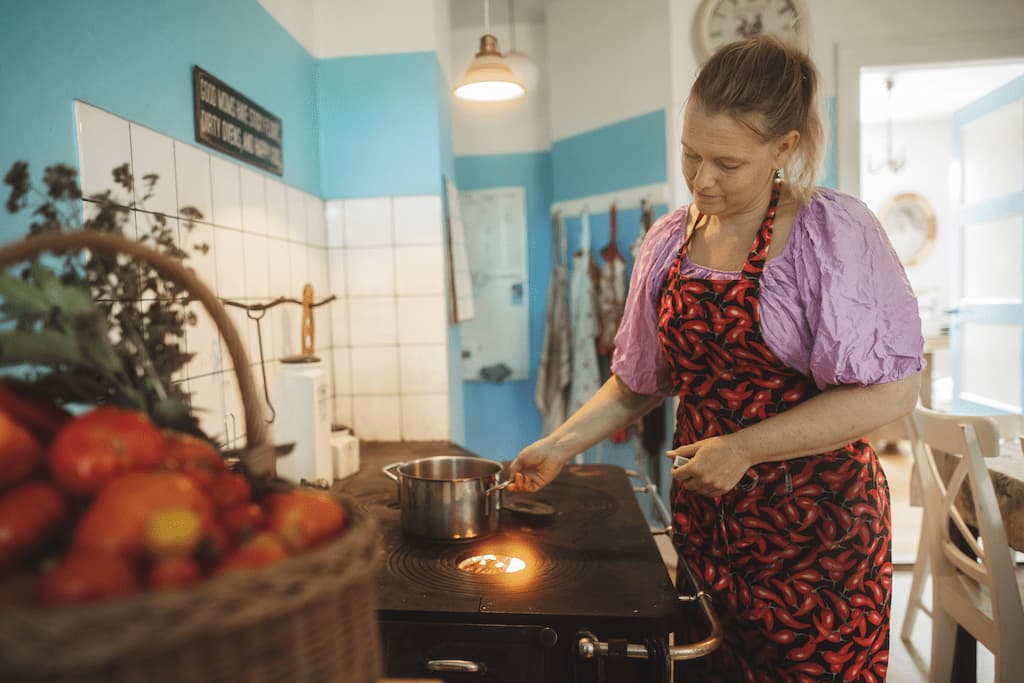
681;99;795;219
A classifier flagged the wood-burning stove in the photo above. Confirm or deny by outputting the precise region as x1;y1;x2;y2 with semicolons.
338;443;719;682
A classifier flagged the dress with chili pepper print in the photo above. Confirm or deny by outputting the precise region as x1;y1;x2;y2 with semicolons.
661;182;892;683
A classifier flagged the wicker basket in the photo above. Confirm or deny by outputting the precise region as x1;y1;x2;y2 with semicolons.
0;231;382;683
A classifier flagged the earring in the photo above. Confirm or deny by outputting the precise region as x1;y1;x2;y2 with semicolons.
773;168;783;181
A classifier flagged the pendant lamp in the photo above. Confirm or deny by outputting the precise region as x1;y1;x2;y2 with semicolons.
453;0;525;102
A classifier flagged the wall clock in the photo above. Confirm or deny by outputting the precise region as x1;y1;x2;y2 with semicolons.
878;192;937;268
693;0;810;62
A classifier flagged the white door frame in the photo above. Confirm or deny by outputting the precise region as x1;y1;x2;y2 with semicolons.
836;30;1024;198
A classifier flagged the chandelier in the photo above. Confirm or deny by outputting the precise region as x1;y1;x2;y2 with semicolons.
868;76;906;175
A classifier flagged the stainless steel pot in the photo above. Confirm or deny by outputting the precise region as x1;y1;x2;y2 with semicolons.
382;456;509;541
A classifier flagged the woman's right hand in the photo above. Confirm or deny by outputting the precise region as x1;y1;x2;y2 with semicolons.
508;439;570;493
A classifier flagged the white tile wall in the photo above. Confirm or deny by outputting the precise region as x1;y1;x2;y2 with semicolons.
74;103;450;446
130;123;177;217
173;142;212;221
210;156;242;229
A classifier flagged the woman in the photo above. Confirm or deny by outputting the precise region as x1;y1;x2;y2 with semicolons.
510;36;923;682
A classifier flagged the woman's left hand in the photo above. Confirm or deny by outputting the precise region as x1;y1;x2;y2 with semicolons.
667;436;753;497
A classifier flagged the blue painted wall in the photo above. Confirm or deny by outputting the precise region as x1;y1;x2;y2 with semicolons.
0;0;320;241
316;52;446;199
551;110;667;202
821;96;838;189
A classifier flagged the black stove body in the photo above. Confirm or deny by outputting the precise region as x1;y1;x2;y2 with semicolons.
339;444;688;682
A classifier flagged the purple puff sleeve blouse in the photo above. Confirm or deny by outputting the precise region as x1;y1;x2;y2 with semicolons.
611;188;925;395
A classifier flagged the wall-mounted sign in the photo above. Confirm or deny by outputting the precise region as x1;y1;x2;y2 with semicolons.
192;66;283;175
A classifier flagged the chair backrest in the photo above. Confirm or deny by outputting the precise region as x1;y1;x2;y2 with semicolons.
909;407;1024;649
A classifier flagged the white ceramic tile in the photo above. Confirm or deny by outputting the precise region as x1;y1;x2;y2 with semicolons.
399;345;448;394
393;195;443;245
348;297;396;346
189;371;226;444
394;245;445;295
135;211;175;248
287;186;308;244
346;247;395;296
181;221;217;292
333;395;353;430
401;394;450;440
330;298;349;346
243;234;270;299
129;124;177;217
184;302;222;378
266;237;291;298
325;200;345;247
239;167;267;235
81;200;138;238
260;306;285;361
353;395;401;441
173;142;212;223
75;101;132;205
213;227;246;298
328;248;347;298
210;156;242;229
343;197;393;247
264;178;287;239
289;241;309;297
306;193;327;247
350;346;399;394
308;246;329;301
332;346;352;395
252;359;278;422
278;305;302;359
396;295;447;344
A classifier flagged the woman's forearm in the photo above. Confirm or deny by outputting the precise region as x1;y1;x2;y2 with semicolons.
544;375;663;462
730;372;922;466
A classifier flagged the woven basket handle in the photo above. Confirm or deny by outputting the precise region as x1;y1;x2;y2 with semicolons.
0;230;272;469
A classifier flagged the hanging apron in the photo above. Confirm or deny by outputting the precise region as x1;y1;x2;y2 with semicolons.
660;183;892;683
534;212;572;436
568;210;601;418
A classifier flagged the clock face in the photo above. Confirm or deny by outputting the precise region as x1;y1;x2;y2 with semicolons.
879;193;937;267
694;0;808;61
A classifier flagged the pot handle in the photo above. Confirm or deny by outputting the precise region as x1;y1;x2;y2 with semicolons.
485;480;511;495
382;462;404;483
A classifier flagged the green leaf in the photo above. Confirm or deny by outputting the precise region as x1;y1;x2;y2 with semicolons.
0;271;51;317
30;261;95;316
0;329;83;365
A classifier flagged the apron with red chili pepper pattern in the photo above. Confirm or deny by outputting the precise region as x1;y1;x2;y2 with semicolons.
660;182;892;683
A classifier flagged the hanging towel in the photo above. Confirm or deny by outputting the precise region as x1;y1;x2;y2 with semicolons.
568;210;602;417
598;204;627;357
534;213;572;436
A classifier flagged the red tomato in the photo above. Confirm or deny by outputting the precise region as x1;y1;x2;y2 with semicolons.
214;532;288;575
74;472;214;557
207;471;251;509
220;502;266;541
0;409;42;491
40;549;139;606
48;407;163;495
0;481;66;569
264;490;347;552
0;381;72;445
159;431;225;487
148;556;201;590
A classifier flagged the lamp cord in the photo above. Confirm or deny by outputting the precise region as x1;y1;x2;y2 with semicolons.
484;0;490;34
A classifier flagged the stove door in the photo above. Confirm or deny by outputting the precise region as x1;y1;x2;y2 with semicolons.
381;621;559;682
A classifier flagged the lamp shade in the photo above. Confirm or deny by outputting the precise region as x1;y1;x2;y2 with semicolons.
453;34;525;102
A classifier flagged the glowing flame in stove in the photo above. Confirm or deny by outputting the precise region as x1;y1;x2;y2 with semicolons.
457;553;527;575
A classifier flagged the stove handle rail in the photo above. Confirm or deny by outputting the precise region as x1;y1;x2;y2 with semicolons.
625;468;674;536
425;659;485;673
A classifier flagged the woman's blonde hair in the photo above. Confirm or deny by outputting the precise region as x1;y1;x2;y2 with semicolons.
690;35;824;206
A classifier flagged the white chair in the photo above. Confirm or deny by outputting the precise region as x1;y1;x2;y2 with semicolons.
908;406;1024;683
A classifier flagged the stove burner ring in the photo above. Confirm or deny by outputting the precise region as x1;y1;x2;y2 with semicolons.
456;552;527;575
389;540;589;596
352;491;400;517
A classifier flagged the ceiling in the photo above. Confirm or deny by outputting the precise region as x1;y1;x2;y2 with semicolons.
860;62;1024;125
450;0;549;29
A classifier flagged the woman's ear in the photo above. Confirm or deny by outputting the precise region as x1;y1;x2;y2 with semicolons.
774;130;801;167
